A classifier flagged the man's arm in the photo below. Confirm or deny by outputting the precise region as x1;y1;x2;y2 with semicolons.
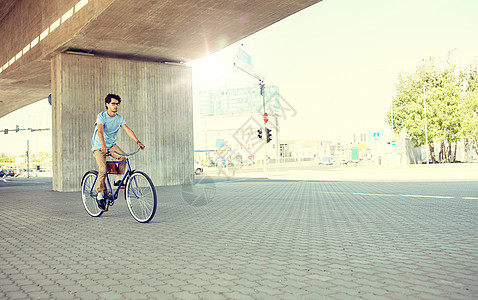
97;124;109;153
121;124;145;149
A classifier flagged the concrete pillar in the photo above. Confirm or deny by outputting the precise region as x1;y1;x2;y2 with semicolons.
51;53;193;192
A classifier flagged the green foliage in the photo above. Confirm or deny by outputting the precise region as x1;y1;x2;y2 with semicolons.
0;153;14;163
459;89;478;153
388;52;477;163
0;152;51;164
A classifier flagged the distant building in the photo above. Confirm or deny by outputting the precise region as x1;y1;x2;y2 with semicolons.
196;86;281;165
281;139;353;163
198;86;280;116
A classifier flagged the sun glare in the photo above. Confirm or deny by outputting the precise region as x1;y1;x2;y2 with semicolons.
193;55;227;88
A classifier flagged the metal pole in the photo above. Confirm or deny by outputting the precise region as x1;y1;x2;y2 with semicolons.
423;85;431;165
233;57;267;175
261;82;268;177
27;140;30;178
274;114;279;172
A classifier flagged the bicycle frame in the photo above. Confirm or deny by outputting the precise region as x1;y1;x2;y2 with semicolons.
87;158;132;202
104;159;132;201
87;148;142;200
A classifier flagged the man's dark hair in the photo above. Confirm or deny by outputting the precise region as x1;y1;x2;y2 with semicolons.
105;94;121;109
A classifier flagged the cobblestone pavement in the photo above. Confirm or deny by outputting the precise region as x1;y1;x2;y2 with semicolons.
1;176;477;299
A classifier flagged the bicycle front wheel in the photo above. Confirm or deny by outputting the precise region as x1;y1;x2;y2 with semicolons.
125;171;157;223
81;171;103;217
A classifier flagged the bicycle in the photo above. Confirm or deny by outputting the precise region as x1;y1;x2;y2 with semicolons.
81;147;157;223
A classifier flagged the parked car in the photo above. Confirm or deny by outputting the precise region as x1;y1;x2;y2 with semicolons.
319;157;332;165
194;163;204;175
241;159;253;166
4;169;15;177
205;160;215;167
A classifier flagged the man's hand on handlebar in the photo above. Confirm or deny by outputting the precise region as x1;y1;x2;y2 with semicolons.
100;146;110;154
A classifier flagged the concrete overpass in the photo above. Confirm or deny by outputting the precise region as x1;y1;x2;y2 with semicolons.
0;0;322;191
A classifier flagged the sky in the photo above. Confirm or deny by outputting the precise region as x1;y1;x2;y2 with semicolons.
2;0;478;155
0;99;51;156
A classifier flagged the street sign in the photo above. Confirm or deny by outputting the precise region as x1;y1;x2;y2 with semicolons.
263;112;269;123
216;139;225;148
234;47;261;81
237;48;252;66
352;148;359;162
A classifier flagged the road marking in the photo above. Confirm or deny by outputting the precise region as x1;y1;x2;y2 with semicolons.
462;197;478;200
400;194;454;199
351;192;458;199
353;192;394;197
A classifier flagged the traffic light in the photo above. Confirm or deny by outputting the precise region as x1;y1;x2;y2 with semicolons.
266;128;272;143
15;125;19;132
257;129;262;139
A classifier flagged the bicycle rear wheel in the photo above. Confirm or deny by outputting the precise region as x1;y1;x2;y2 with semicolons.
125;171;157;223
81;171;103;217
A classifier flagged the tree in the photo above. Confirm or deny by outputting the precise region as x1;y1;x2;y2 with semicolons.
459;89;478;156
0;153;14;163
388;53;464;163
427;83;461;162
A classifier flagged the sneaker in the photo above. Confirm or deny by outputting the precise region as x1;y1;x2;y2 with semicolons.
96;193;106;211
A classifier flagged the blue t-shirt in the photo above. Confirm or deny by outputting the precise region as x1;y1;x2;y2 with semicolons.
91;111;126;151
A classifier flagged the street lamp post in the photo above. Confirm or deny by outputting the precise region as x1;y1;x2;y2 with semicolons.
423;84;432;165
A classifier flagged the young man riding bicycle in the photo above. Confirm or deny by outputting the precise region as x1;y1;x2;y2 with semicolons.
91;94;145;210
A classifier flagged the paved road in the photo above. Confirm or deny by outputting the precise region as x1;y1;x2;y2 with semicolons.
1;175;477;299
209;162;478;183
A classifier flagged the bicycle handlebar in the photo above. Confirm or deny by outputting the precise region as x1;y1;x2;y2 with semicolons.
107;147;141;157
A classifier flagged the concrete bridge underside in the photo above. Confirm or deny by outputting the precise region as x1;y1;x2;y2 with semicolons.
0;0;321;191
